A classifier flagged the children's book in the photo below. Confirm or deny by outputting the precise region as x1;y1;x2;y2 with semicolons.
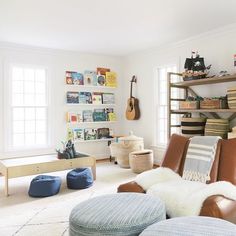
83;110;93;122
65;71;74;84
97;75;106;86
105;108;114;120
84;70;97;86
105;72;117;87
93;108;106;122
84;128;97;140
102;93;115;104
108;112;116;121
97;128;110;139
97;67;110;76
67;92;79;104
73;128;84;141
77;111;83;122
67;127;74;141
92;92;102;104
79;92;92;104
71;72;84;85
66;112;78;123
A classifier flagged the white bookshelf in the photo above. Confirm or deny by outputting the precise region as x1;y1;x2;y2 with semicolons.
66;103;116;107
67;121;117;125
74;138;115;143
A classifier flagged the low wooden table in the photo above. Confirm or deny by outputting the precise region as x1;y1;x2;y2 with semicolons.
0;155;96;196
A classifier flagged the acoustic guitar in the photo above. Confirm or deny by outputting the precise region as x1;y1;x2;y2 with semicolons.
126;76;140;120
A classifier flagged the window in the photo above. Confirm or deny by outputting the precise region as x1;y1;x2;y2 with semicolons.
156;65;178;146
6;65;49;150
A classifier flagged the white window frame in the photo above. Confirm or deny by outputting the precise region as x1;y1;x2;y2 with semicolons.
3;63;53;156
154;64;180;148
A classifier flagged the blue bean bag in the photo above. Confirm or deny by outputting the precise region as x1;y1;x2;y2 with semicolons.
28;175;61;197
67;168;93;189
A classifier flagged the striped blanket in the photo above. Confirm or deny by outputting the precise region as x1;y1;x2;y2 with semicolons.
182;136;221;183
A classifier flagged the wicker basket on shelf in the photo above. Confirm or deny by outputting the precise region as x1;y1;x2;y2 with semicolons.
205;119;229;139
181;117;206;137
227;86;236;109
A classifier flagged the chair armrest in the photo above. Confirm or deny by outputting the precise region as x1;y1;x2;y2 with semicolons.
200;195;236;224
117;181;145;193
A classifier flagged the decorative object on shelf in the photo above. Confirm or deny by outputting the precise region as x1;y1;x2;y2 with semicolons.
200;97;228;109
228;126;236;139
126;75;140;120
182;51;211;81
110;131;144;168
84;70;97;86
179;96;202;110
129;149;154;174
67;91;79;104
205;119;229;139
105;71;117;87
97;128;110;139
181;114;206;137
227;86;236;109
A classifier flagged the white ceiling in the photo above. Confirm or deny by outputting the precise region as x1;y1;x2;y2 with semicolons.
1;0;236;56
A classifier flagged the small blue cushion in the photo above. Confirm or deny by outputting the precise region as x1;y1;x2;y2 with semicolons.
28;175;61;197
67;168;93;189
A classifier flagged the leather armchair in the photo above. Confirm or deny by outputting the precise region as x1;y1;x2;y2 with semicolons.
117;134;236;224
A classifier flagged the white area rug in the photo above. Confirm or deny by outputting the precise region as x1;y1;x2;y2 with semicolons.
0;162;136;236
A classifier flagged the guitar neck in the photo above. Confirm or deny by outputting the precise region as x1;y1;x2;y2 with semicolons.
130;82;133;98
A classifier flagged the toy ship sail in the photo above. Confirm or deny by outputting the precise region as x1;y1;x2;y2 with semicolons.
184;52;206;72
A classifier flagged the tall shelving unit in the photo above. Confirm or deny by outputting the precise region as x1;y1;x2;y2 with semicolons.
167;72;236;138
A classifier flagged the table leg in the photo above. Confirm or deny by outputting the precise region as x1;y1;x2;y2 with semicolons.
5;170;9;197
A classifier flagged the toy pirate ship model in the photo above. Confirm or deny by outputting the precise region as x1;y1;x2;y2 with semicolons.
182;51;211;81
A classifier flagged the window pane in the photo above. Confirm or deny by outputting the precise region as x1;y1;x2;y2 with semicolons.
12;94;24;106
24;94;35;106
36;120;46;133
36;133;46;145
12;81;24;94
24;81;35;94
13;134;25;146
36;108;46;120
25;120;35;133
24;68;34;81
35;94;46;106
25;108;35;120
13;108;24;121
12;67;23;81
13;121;24;133
35;69;46;83
35;82;45;94
25;133;35;146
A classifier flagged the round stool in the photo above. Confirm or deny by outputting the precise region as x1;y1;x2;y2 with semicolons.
129;149;154;173
28;175;61;197
69;193;166;236
67;168;93;189
140;216;236;236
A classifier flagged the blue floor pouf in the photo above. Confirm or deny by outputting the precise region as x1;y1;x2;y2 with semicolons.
67;168;93;189
28;175;61;197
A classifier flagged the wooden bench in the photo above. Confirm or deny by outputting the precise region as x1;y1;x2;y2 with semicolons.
0;155;96;196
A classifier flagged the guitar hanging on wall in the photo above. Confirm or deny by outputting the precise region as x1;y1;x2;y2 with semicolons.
125;75;140;120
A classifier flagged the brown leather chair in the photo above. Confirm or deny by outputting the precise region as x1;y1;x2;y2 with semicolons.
117;134;236;223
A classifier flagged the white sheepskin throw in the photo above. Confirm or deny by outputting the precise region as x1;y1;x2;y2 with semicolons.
135;167;181;191
135;168;236;217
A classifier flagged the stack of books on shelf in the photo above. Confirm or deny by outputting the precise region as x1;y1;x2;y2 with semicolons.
66;108;116;123
66;67;117;88
67;127;113;141
66;91;115;104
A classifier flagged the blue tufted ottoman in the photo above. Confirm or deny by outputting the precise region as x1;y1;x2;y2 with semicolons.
28;175;61;197
67;168;93;189
140;216;236;236
69;193;166;236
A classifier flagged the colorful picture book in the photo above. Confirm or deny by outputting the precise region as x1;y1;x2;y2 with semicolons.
97;67;110;76
105;72;117;87
67;112;83;123
97;75;106;86
102;93;115;104
97;128;110;139
66;71;84;85
67;127;74;140
92;92;102;104
84;70;97;86
79;92;92;104
73;128;84;141
83;110;93;122
93;109;107;122
84;128;97;140
67;92;79;103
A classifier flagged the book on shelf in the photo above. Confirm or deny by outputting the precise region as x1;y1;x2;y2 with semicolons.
93;108;107;122
105;108;114;120
83;110;93;122
97;67;110;76
97;128;110;139
71;72;84;85
73;128;84;141
105;71;117;87
84;128;97;140
84;70;97;86
97;75;106;86
67;91;79;104
66;111;83;123
108;112;116;121
79;92;92;104
67;127;74;140
92;92;103;104
102;93;115;104
65;71;75;84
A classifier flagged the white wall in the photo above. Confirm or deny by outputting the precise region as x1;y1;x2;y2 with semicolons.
0;43;124;159
121;24;236;164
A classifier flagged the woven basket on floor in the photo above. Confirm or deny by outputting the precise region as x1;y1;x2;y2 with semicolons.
205;119;229;139
129;150;154;173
